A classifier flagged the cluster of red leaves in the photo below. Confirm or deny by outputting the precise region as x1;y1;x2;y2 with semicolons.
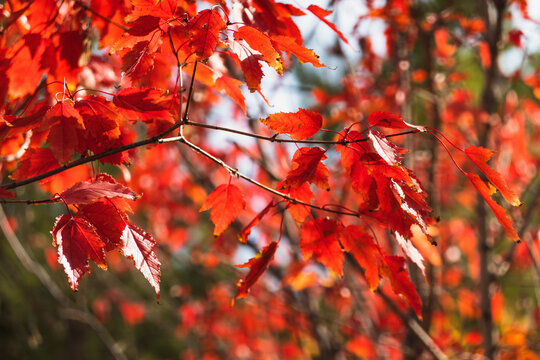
0;1;534;357
51;174;160;299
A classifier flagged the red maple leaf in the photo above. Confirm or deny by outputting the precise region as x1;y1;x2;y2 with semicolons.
60;178;138;204
260;109;323;140
281;147;329;190
467;173;519;241
382;255;423;318
200;184;246;236
51;214;107;291
300;218;344;276
120;224;161;300
465;145;521;207
234;241;278;302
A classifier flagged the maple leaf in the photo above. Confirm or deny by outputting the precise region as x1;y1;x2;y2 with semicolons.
11;148;60;182
260;109;323;140
234;241;278;302
240;54;264;92
215;75;247;114
127;15;161;36
368;112;425;132
60;178;138;204
306;5;349;45
187;9;226;60
467;173;520;241
238;201;275;243
52;214;107;291
271;35;324;68
120;224;161;300
368;130;407;166
200;184;246;236
78;201;126;250
280;182;313;224
234;26;283;74
340;225;383;291
113;87;172;123
465;146;521;207
281;147;329;190
382;255;422;318
300;218;344;276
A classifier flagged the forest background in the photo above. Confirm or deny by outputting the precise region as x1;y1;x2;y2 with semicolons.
0;0;539;359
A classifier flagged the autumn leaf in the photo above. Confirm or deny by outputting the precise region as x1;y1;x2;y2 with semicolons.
300;218;344;276
11;148;60;181
383;255;422;318
234;241;278;302
368;112;425;132
234;26;283;74
307;5;349;45
465;146;521;206
368;130;407;166
240;54;264;92
467;173;520;241
215;75;246;114
281;147;329;190
260;109;323;140
200;184;246;236
127;15;161;36
340;225;383;291
238;201;275;243
187;9;226;60
281;182;313;224
78;201;126;250
113;87;172;123
120;224;161;300
60;178;138;204
271;35;324;68
52;214;107;291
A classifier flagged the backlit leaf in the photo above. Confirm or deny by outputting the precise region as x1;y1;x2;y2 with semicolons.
200;184;246;236
383;255;422;318
465;146;521;207
261;109;323;140
234;241;278;302
300;218;344;276
120;224;161;300
467;173;520;241
307;5;349;45
60;178;138;204
281;147;329;190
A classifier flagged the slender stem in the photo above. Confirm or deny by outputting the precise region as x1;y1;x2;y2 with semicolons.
182;62;198;123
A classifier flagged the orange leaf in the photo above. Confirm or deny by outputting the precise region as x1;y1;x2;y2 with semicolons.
200;184;246;236
307;5;349;45
300;218;344;275
234;241;278;302
467;173;520;241
261;109;323;140
215;75;246;114
271;35;325;68
465;145;521;206
234;26;283;74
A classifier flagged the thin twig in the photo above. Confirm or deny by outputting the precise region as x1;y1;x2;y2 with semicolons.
161;135;360;217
